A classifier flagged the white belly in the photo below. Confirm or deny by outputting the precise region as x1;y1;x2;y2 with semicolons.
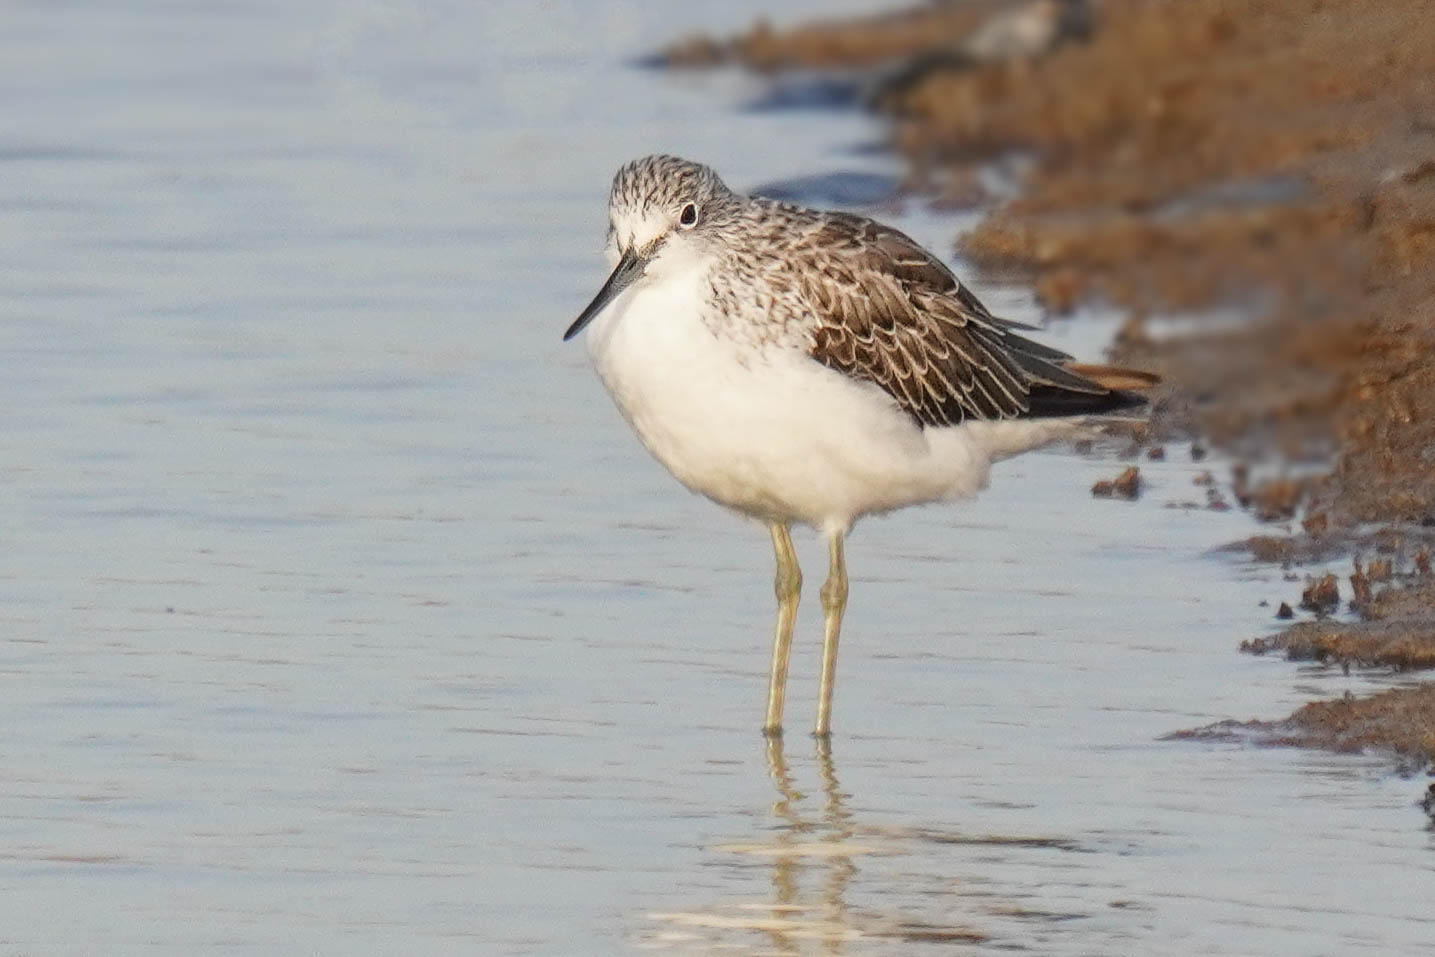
583;270;1031;532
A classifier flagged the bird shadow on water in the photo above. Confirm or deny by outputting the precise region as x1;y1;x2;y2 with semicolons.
638;738;1098;954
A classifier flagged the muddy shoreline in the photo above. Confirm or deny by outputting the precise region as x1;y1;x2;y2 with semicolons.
660;0;1435;775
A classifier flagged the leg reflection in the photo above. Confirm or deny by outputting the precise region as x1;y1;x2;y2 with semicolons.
761;736;860;954
644;744;875;951
763;736;802;956
814;738;856;951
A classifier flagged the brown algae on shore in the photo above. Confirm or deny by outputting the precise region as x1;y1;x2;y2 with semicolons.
1172;686;1435;768
656;0;1435;770
1091;465;1140;500
1243;581;1435;673
658;1;1015;70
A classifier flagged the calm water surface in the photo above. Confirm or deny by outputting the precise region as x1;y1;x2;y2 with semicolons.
2;2;1432;954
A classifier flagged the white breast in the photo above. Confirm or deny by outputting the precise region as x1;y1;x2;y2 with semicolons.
582;267;1017;532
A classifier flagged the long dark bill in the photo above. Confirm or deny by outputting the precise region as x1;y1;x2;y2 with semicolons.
563;248;645;341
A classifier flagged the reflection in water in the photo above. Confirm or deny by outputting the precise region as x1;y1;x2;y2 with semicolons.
645;739;992;953
763;737;858;955
646;739;873;950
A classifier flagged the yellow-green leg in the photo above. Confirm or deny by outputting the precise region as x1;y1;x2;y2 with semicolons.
764;523;802;736
814;529;848;738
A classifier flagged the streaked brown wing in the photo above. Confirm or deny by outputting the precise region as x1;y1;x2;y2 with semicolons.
798;212;1053;427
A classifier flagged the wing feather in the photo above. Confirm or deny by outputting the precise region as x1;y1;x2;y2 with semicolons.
791;208;1134;427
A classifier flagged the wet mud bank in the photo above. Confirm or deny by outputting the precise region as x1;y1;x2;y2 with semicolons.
660;0;1435;774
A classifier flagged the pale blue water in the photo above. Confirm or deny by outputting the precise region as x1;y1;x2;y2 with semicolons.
2;2;1432;954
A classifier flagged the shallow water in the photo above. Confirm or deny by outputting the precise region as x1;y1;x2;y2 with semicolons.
2;2;1432;954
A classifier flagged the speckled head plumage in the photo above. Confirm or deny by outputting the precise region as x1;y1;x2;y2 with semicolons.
564;155;743;341
605;154;739;256
609;154;728;215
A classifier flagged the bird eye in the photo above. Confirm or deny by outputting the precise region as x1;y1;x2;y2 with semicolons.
679;203;698;228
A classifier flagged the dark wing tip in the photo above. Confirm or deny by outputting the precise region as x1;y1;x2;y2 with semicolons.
1025;384;1148;418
